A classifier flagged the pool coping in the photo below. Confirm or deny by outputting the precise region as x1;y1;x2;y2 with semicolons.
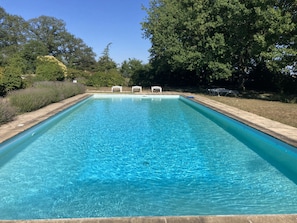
186;94;297;148
0;92;297;223
0;94;91;144
1;215;297;223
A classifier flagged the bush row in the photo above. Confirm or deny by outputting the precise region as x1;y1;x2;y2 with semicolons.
0;81;85;125
0;98;17;125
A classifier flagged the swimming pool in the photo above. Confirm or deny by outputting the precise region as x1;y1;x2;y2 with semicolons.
0;94;297;219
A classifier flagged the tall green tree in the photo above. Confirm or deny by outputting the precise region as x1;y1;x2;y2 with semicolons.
1;8;97;74
142;0;232;84
19;40;48;73
60;32;97;71
88;43;125;87
96;43;117;72
0;7;28;66
27;16;66;57
27;16;97;71
120;58;144;78
142;0;297;88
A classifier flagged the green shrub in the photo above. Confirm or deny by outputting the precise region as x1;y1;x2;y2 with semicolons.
35;56;67;81
87;69;125;87
9;88;54;112
0;98;17;125
8;81;85;113
0;55;25;96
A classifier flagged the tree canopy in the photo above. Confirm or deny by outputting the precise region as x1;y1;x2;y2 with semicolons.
142;0;297;88
0;8;97;71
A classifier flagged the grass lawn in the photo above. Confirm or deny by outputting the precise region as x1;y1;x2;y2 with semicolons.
202;94;297;128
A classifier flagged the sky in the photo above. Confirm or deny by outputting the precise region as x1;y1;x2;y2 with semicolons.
0;0;151;65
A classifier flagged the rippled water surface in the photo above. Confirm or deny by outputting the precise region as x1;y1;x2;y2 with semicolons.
0;95;297;219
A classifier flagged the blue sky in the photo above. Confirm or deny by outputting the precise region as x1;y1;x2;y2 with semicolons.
0;0;151;65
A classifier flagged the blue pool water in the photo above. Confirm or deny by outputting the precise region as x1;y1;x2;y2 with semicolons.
0;94;297;219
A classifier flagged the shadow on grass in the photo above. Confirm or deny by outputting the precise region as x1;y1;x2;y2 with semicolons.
240;91;297;103
165;87;297;103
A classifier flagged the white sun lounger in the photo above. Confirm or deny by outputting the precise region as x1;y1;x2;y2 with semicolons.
111;86;122;92
132;86;142;92
151;86;162;93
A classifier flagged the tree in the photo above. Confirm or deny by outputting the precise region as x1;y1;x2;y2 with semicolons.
142;0;297;88
19;40;48;73
27;15;97;71
96;43;117;72
59;32;97;71
87;69;125;87
0;7;28;66
120;58;144;78
86;43;126;87
142;0;232;85
129;63;153;86
0;8;97;75
27;16;66;57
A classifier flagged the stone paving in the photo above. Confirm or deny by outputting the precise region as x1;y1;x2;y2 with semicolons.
1;215;297;223
0;91;297;223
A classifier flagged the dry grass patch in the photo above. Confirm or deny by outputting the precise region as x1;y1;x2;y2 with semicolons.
202;95;297;128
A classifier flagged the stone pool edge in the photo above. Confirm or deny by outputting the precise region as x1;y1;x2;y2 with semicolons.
186;94;297;148
0;94;91;144
1;215;297;223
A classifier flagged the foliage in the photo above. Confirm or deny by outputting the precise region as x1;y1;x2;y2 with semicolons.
87;69;125;87
35;55;67;81
120;58;144;78
0;8;28;66
86;43;125;87
66;67;81;80
0;55;25;96
129;63;154;86
96;43;117;73
27;16;67;57
67;68;91;85
8;81;85;113
19;40;48;73
142;0;297;89
0;98;17;125
59;32;97;71
0;8;97;72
